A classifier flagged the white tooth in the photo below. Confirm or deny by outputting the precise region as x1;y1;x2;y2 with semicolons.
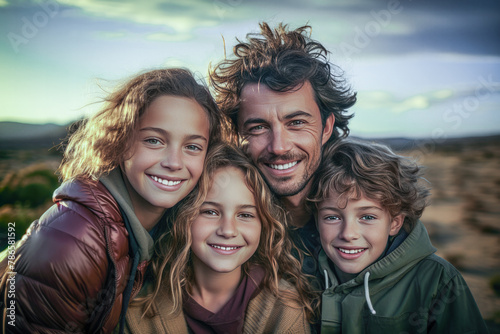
269;161;298;170
212;245;237;250
152;176;158;181
340;248;363;254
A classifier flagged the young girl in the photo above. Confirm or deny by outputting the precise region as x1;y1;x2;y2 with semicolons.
124;143;316;333
0;68;228;334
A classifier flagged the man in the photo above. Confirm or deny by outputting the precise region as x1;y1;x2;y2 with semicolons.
210;22;356;277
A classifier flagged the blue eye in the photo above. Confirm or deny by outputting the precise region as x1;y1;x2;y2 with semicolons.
145;138;161;145
186;144;202;151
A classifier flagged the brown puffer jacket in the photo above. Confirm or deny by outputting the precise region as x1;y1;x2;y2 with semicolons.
0;180;148;333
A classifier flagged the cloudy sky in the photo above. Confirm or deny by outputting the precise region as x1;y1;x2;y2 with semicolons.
0;0;499;138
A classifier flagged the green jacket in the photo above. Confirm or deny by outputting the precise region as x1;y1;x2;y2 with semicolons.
319;220;488;333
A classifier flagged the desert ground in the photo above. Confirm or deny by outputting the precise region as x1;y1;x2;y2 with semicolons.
402;136;500;327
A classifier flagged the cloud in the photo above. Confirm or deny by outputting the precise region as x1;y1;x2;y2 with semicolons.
358;80;500;117
3;0;497;57
0;0;222;36
55;0;221;30
358;89;456;114
336;0;500;57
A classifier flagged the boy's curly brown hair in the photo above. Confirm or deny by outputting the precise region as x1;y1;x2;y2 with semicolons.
309;139;431;232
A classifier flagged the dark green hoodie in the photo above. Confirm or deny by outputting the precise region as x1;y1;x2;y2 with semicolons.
319;220;488;333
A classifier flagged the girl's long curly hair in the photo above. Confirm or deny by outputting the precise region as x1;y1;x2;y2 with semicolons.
137;142;317;321
58;68;231;182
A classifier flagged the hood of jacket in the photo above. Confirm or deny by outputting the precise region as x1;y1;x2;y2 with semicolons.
54;168;155;262
317;220;490;334
319;220;436;296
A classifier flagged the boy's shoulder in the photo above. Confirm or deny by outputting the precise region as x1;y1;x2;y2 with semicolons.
410;253;465;288
418;253;461;276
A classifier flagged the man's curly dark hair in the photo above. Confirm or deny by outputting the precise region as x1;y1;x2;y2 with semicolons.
209;22;357;146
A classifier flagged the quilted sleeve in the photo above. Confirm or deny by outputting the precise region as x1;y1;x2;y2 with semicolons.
1;202;110;333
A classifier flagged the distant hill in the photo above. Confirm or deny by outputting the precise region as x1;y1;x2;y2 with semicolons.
353;135;500;152
351;136;423;151
0;122;69;149
0;121;498;151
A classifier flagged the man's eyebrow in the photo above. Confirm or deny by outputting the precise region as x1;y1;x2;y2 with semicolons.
139;127;207;142
283;110;313;120
242;118;267;127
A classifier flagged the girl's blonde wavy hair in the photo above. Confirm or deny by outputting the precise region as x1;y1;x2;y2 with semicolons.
137;142;317;321
58;68;231;182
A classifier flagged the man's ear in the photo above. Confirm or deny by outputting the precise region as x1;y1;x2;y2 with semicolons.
321;113;335;145
389;214;405;236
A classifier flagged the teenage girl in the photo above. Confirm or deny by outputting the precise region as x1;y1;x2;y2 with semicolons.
0;68;228;334
124;143;316;334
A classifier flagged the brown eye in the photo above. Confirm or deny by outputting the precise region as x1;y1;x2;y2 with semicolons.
202;209;218;216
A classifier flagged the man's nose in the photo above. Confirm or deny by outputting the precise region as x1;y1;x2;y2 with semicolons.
267;127;292;156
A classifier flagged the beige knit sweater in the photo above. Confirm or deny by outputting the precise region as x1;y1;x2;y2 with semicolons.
123;279;311;334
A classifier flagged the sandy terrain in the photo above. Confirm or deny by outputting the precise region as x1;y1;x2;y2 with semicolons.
401;138;500;325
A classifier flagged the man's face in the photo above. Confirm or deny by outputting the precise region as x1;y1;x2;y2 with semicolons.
238;81;334;198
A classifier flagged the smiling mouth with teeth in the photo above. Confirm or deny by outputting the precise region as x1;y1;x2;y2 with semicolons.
338;248;365;254
210;244;241;251
268;161;298;170
150;175;182;186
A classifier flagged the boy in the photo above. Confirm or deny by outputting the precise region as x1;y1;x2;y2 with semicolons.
309;139;488;333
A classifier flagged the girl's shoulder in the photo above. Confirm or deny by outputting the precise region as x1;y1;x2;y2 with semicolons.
244;279;310;334
52;178;122;222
